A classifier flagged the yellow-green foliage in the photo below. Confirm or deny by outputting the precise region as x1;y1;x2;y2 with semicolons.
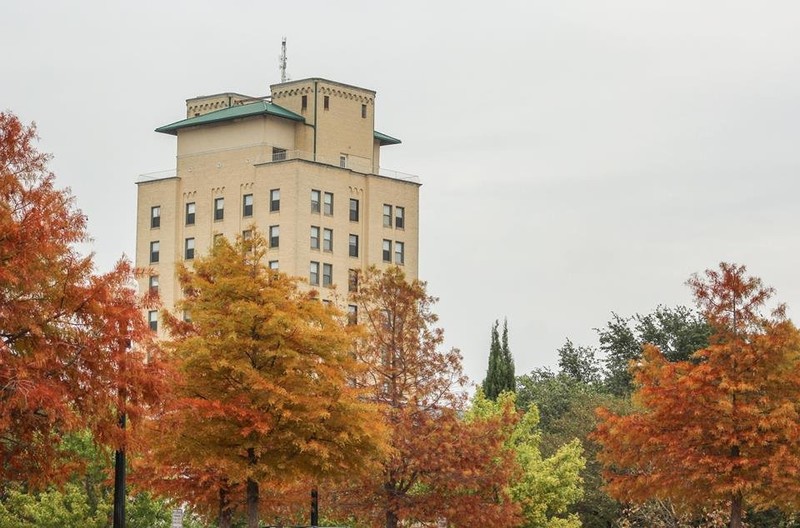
0;484;111;528
469;390;586;528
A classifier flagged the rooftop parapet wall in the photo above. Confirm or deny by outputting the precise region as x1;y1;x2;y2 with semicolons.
185;92;261;118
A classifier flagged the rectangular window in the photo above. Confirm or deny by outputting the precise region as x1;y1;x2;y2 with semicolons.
347;305;357;325
148;310;158;332
311;189;321;213
301;95;308;111
323;263;333;287
150;206;161;228
383;204;392;227
269;225;280;248
242;230;253;252
269;260;279;270
309;261;320;286
149;275;159;293
323;228;333;252
310;226;320;250
270;189;280;212
349;198;359;222
185;202;195;225
323;95;330;110
185;238;195;260
396;206;405;229
348;269;359;292
382;240;392;263
272;147;287;162
395;241;405;265
150;241;160;263
214;197;224;221
361;104;367;118
349;234;359;257
339;155;347;168
323;192;333;215
213;233;223;244
243;194;253;217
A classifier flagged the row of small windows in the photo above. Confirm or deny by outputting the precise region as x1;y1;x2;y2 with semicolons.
151;234;403;265
151;193;400;230
299;94;368;119
149;299;359;331
150;191;281;229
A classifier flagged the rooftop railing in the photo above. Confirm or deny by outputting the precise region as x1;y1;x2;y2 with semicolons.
137;150;419;184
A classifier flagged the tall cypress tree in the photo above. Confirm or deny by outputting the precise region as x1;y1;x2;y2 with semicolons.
483;321;502;399
500;318;515;393
482;319;515;400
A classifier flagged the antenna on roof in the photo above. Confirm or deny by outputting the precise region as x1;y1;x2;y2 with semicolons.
279;37;289;83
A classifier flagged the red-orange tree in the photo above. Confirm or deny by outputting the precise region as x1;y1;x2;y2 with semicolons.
594;263;800;528
146;233;386;528
328;267;521;528
0;112;165;488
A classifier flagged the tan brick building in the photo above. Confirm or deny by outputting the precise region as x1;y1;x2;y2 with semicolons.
136;78;419;330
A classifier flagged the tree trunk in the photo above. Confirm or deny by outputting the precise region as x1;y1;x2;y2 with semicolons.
730;491;743;528
247;477;259;528
218;483;233;528
386;509;398;528
247;447;259;528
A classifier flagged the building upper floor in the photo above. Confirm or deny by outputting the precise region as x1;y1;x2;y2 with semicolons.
154;78;402;176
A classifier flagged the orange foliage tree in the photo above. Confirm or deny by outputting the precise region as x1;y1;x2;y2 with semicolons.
144;233;386;528
593;263;800;528
327;267;521;528
0;111;165;488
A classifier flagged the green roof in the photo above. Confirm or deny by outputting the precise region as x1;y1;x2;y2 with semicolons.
155;101;305;135
374;130;401;145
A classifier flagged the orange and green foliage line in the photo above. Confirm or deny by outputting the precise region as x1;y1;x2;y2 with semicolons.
141;232;386;528
0;111;166;489
594;263;800;528
326;267;521;528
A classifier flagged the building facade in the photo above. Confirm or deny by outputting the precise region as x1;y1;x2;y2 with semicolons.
136;78;419;329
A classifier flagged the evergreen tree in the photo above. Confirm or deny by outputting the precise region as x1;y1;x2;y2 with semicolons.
501;318;515;391
483;319;516;400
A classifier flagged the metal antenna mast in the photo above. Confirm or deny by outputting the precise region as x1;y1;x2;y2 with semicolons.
279;37;288;83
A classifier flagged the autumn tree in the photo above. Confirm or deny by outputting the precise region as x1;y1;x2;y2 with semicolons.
329;267;521;528
483;318;516;400
148;232;385;528
0;111;165;489
594;263;800;528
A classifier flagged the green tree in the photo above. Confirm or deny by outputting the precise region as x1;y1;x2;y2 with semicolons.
557;340;602;385
517;369;629;528
0;432;200;528
483;318;515;400
469;391;585;528
599;305;711;396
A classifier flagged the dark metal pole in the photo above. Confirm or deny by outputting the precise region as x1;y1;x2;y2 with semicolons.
113;334;127;528
113;412;126;528
310;488;319;527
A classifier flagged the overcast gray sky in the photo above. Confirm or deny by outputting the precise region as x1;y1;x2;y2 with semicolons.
4;1;800;386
